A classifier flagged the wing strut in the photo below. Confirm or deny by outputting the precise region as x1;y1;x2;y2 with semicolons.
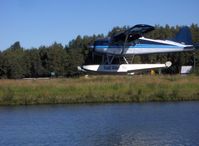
123;57;129;64
121;34;129;55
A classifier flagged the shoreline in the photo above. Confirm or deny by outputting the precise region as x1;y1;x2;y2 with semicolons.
0;75;199;105
1;100;199;107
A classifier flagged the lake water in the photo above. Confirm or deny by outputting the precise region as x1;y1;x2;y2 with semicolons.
0;102;199;146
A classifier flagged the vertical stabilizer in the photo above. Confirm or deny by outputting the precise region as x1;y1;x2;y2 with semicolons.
173;26;193;45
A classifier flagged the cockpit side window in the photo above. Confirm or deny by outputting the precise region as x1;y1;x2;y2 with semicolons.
128;34;141;42
110;40;124;46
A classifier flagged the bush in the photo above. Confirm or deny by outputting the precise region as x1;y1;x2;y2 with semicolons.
1;87;14;102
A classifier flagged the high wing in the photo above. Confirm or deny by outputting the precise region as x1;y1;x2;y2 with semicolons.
111;24;154;43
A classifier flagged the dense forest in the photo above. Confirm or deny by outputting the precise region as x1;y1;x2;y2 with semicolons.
0;24;199;79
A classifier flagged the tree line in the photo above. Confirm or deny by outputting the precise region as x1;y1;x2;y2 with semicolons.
0;24;199;79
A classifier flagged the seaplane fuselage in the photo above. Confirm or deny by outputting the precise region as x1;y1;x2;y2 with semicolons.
93;37;194;55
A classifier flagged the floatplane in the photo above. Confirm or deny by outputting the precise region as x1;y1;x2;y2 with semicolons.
78;24;196;74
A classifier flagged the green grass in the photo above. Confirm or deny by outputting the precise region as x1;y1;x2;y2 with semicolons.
0;75;199;105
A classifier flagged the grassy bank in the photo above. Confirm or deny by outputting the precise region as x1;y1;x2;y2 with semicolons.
0;75;199;105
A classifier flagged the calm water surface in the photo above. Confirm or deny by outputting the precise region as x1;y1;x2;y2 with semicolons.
0;102;199;146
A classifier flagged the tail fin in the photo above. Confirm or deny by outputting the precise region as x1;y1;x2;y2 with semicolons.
173;26;193;45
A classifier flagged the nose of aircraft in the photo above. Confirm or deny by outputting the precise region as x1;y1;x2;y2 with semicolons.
89;45;95;52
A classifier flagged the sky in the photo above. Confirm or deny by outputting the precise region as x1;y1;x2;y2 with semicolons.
0;0;198;50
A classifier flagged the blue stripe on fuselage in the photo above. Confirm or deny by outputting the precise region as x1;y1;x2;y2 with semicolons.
95;44;181;49
134;44;181;48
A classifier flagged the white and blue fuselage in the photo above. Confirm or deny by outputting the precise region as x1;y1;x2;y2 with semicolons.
93;37;194;55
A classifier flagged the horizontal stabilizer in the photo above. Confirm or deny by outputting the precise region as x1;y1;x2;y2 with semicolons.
194;43;199;50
